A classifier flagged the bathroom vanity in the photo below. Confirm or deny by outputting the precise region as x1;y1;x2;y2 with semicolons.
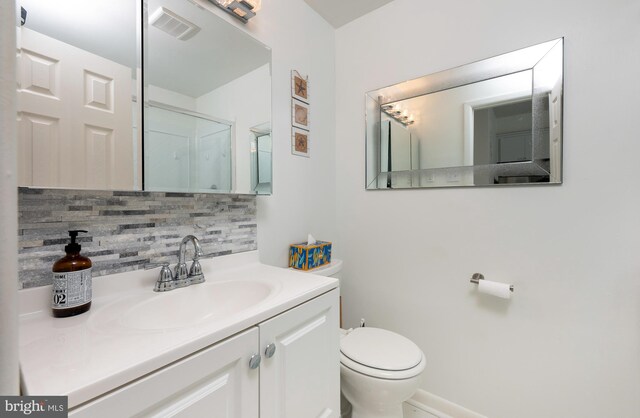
18;251;340;417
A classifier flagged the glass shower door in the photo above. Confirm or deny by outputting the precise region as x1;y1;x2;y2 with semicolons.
145;105;232;193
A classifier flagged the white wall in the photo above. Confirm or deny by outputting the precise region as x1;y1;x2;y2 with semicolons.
194;0;337;267
197;64;271;193
335;1;640;417
148;85;197;111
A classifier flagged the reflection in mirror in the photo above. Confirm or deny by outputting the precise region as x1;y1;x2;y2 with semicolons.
250;123;272;194
145;0;272;194
17;0;141;190
366;38;563;189
145;104;232;192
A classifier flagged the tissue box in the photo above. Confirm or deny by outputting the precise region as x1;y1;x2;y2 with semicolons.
289;241;332;271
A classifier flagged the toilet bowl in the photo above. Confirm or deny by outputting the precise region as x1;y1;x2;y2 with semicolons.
340;327;425;418
302;259;424;418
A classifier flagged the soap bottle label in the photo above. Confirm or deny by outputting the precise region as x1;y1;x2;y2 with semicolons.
52;267;92;308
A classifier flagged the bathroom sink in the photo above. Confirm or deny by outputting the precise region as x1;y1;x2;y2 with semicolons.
19;251;340;408
92;279;275;332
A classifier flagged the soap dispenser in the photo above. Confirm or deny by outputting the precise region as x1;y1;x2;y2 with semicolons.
52;230;92;318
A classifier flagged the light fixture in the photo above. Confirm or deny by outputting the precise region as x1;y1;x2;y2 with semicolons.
381;104;415;127
209;0;262;23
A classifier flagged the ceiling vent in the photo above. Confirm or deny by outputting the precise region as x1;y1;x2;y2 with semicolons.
149;7;201;41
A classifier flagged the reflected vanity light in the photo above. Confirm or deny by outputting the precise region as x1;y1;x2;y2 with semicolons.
209;0;262;22
381;104;415;126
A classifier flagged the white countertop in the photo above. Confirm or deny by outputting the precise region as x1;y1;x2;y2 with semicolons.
18;251;338;408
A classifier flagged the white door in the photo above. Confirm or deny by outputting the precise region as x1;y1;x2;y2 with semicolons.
259;290;340;418
69;328;259;418
17;28;134;189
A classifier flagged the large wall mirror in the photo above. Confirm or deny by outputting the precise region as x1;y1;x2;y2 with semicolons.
16;0;141;190
16;0;272;195
145;0;271;194
366;38;563;189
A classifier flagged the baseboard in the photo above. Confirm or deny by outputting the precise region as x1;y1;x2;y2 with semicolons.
403;389;487;418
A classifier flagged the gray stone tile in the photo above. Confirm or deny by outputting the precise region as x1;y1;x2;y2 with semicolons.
18;188;257;289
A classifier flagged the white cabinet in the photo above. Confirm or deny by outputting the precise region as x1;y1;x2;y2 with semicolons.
69;327;259;418
260;289;340;418
69;289;339;418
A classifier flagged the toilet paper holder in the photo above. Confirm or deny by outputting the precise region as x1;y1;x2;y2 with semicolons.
470;273;514;292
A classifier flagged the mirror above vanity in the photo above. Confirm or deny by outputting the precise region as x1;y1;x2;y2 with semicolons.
17;0;140;190
16;0;272;195
145;0;272;194
366;38;563;189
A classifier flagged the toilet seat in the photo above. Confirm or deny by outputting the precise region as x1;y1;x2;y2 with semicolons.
340;327;425;380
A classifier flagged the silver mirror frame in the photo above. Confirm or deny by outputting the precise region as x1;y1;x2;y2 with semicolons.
365;38;564;189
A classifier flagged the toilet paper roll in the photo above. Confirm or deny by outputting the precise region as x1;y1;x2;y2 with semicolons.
478;280;512;299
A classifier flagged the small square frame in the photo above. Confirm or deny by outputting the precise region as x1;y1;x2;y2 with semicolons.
291;98;310;130
291;70;309;103
291;127;310;157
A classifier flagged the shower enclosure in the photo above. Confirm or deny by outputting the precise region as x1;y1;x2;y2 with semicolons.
144;105;232;193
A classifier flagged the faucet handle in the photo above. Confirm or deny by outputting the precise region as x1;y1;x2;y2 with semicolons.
145;263;176;292
188;259;205;285
159;264;173;278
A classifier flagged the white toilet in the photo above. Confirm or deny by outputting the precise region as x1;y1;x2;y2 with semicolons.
304;259;425;418
340;327;425;418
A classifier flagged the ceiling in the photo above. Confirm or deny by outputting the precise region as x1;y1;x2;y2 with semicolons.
20;0;136;69
303;0;395;28
147;0;271;97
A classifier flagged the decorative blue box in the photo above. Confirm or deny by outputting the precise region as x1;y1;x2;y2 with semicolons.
289;241;332;271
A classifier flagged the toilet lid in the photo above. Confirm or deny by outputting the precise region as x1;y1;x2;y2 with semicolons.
340;327;423;371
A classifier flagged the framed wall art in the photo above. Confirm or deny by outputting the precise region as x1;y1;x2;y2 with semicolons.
291;70;309;103
291;98;310;131
291;127;310;157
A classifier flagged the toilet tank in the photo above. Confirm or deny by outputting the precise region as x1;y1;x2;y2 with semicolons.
306;259;342;280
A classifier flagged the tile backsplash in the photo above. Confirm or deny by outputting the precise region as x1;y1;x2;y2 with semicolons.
18;188;257;289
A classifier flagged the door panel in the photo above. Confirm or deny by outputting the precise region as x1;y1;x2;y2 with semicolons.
259;290;340;418
69;328;259;418
18;27;134;189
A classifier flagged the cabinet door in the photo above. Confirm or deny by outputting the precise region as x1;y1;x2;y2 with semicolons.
259;289;340;418
69;328;259;418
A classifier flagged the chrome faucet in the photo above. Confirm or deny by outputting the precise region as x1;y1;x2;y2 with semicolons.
175;235;204;287
148;235;206;292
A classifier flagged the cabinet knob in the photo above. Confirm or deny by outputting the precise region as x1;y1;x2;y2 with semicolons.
265;343;276;358
249;354;262;369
